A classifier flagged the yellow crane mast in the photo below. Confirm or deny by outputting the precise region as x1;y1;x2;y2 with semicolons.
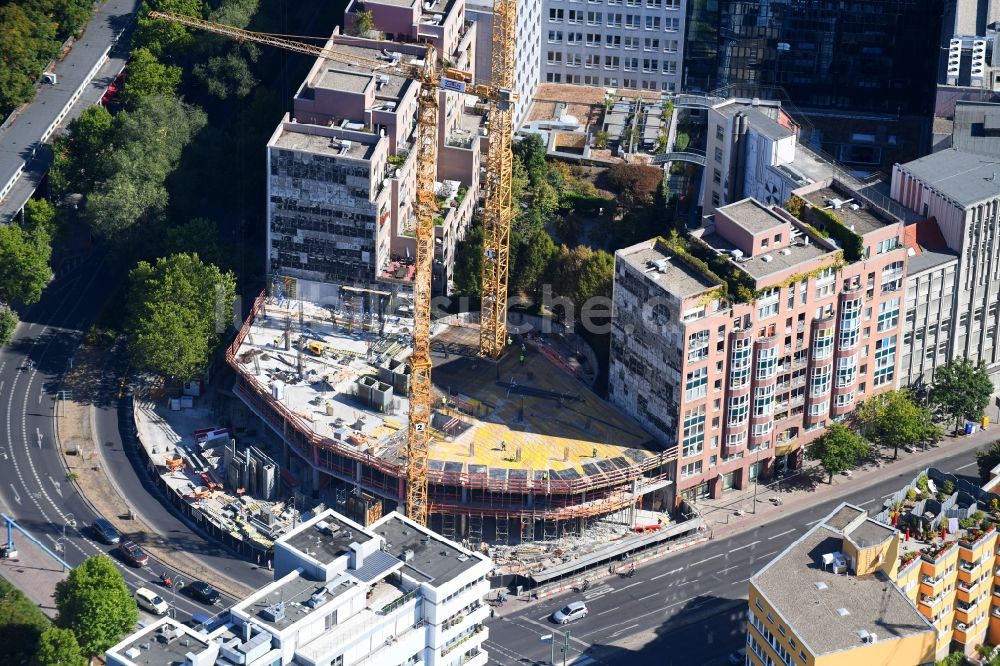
478;1;517;360
150;7;518;527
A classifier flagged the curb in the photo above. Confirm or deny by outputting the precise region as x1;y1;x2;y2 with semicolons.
53;351;252;601
531;533;710;601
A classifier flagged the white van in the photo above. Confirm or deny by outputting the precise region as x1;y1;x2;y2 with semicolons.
135;587;169;615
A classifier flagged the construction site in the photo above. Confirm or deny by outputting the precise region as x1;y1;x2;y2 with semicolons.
227;292;688;574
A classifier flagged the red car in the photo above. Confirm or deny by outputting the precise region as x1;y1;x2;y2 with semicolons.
117;540;148;567
101;71;125;106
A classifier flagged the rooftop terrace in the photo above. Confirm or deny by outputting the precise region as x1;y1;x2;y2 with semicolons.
697;226;835;281
618;238;721;299
800;183;898;236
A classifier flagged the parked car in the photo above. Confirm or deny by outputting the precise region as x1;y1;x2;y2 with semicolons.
728;648;747;665
118;540;149;567
134;587;168;615
551;601;588;624
91;518;121;545
185;580;220;605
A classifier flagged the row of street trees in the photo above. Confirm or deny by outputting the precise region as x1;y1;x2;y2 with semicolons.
805;359;993;483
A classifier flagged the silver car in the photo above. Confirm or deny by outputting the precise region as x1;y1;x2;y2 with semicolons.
552;601;588;624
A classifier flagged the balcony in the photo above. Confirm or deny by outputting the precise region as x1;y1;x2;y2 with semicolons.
922;574;944;588
920;592;944;607
958;579;980;595
960;559;983;574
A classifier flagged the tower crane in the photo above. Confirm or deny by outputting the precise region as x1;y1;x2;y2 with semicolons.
150;5;518;526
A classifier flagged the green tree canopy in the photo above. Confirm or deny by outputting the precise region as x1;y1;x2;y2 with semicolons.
83;95;207;237
805;422;870;483
0;575;51;663
857;389;942;459
133;0;206;59
0;222;52;305
163;217;224;267
0;3;60;117
350;9;379;37
24;198;60;237
550;245;614;306
55;555;137;656
126;252;236;380
0;305;17;347
120;47;182;109
930;359;994;433
513;133;547;187
192;47;260;99
452;222;483;297
49;104;114;196
32;626;85;666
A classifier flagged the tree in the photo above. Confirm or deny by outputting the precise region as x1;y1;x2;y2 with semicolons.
606;163;663;208
350;9;378;37
126;253;236;381
550;245;614;306
452;222;483;297
133;0;205;59
512;226;556;301
976;440;1000;483
0;576;51;663
83;95;207;237
119;48;182;109
192;47;259;99
856;389;942;459
24;198;59;236
930;359;994;434
0;304;17;346
0;223;52;305
513;133;547;187
49;104;114;195
55;555;137;656
33;627;85;666
0;4;59;117
163;217;224;267
805;423;870;483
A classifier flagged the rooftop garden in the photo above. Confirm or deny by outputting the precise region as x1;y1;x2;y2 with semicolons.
786;194;864;262
656;231;759;303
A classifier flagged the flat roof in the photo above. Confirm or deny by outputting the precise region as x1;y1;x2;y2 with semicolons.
272;126;376;160
372;514;486;586
752;505;934;658
800;185;895;235
699;230;834;281
283;512;378;565
899;147;1000;207
716;103;793;142
718;198;787;234
244;573;359;630
308;44;412;102
907;246;957;275
618;239;720;299
109;618;211;665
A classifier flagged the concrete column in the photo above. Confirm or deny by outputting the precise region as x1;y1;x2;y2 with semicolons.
312;467;320;492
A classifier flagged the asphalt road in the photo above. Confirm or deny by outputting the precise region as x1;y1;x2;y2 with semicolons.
0;0;140;220
0;248;267;624
485;446;983;666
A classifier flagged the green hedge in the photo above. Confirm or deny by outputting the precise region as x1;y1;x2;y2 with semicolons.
800;203;864;262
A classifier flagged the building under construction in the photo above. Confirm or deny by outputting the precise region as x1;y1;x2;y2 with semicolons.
228;293;678;550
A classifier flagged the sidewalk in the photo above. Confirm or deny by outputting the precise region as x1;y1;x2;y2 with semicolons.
698;426;998;542
0;520;68;618
56;344;254;599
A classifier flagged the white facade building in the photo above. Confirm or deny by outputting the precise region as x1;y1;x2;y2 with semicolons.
892;148;1000;390
106;510;492;666
541;0;686;92
466;0;541;131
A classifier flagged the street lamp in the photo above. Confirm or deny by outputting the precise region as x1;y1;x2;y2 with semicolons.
62;514;76;540
171;578;184;617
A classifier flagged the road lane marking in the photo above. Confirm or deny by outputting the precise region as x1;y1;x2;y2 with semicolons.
755;550;779;562
805;518;822;526
955;462;976;471
651;567;682;580
729;540;760;553
731;577;751;585
609;624;638;638
637;592;659;601
858;498;878;507
718;565;739;575
8;485;19;504
584;584;613;600
617;581;642;593
677;578;699;586
768;529;796;540
689;553;722;567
